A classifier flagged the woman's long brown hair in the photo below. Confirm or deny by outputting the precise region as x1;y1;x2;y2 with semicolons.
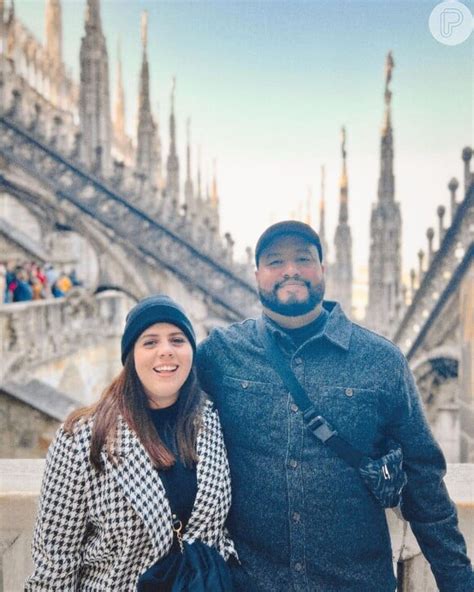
64;354;204;472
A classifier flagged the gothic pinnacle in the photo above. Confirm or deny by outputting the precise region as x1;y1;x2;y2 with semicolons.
141;10;148;53
211;159;219;209
340;126;348;189
319;164;326;240
86;0;102;30
382;51;394;133
114;38;126;140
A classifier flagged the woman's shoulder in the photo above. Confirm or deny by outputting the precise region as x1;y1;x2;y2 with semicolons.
200;397;223;431
54;414;95;454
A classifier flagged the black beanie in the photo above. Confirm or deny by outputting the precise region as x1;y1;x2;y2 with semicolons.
121;294;196;365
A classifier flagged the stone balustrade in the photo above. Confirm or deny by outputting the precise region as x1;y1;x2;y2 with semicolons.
0;289;130;386
0;461;472;591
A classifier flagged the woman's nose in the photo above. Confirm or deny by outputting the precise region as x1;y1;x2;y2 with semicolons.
157;344;174;357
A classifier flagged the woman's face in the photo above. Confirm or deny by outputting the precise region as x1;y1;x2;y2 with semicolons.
133;322;193;408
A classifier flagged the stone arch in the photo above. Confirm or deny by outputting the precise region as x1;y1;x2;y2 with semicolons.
413;356;460;462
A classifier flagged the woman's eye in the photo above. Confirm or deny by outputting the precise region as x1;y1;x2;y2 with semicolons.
269;260;283;266
143;340;157;347
171;338;186;345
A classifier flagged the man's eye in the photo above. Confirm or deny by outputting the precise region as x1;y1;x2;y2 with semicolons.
143;340;157;347
269;260;283;266
171;338;186;345
297;257;311;263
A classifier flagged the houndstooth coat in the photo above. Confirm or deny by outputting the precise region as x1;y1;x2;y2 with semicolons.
26;400;236;591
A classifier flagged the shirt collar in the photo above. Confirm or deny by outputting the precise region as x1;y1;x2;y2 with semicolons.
262;300;352;351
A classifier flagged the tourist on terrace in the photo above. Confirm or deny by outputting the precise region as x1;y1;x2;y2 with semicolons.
26;295;236;591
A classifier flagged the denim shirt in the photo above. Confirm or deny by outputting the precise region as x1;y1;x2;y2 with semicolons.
196;302;473;592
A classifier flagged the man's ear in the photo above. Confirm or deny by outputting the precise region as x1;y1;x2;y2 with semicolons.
255;267;259;283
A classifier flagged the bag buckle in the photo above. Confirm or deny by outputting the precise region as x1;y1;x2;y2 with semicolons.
303;409;337;443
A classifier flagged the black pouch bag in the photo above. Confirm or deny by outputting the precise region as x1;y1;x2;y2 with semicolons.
358;442;407;508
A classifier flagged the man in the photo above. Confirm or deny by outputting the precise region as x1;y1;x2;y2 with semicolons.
196;221;473;592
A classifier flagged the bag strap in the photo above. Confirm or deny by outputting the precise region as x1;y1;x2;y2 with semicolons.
256;317;365;469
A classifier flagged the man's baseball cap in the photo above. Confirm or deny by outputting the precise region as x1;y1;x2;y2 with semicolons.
255;220;323;266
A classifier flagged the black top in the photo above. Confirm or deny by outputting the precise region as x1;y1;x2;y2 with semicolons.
282;308;329;347
148;400;198;528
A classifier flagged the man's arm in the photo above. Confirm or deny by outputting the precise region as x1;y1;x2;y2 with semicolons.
391;358;473;592
196;333;220;401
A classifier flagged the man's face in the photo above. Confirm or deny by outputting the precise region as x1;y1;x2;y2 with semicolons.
255;234;325;316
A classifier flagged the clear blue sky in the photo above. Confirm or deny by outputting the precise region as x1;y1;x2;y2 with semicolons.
15;1;473;287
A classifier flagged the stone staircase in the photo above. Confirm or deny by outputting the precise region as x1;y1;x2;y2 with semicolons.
0;115;259;321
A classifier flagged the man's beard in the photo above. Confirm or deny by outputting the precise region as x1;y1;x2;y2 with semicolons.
258;278;325;317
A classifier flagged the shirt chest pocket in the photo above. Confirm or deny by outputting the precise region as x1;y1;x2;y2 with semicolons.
316;386;379;452
220;375;280;449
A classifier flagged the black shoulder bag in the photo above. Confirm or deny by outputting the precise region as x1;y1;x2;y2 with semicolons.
137;520;233;592
257;318;407;508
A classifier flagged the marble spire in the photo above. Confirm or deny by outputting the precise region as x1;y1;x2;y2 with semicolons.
319;164;328;260
79;0;112;175
135;11;161;192
166;77;180;204
332;126;353;314
45;0;62;65
184;118;194;208
367;51;402;336
113;39;126;143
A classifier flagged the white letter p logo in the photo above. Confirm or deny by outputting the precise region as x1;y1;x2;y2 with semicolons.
440;7;464;38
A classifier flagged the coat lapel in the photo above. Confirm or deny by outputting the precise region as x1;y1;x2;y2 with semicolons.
185;404;230;540
103;417;174;556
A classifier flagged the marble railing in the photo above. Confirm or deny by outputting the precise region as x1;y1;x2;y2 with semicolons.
0;290;129;385
0;461;472;591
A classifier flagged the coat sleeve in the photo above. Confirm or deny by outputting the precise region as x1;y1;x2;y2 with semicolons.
196;334;219;400
25;425;90;591
391;357;474;592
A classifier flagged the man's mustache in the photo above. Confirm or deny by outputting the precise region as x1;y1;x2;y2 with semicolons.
274;278;310;290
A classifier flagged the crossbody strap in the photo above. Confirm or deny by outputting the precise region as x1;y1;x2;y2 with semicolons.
256;317;365;469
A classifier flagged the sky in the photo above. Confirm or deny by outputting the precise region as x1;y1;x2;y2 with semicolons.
14;0;473;295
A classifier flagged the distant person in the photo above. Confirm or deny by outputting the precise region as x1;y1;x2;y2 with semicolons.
69;268;83;286
52;270;73;297
30;276;44;300
12;267;33;302
44;263;58;295
0;262;6;304
197;220;473;592
26;295;236;591
4;260;16;302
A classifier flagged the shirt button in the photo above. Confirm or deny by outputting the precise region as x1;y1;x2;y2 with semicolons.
241;381;249;389
292;512;300;522
294;562;303;572
290;403;299;413
294;357;303;365
345;387;354;397
289;459;298;468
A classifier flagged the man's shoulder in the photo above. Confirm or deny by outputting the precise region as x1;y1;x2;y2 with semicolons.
349;320;405;367
198;317;258;350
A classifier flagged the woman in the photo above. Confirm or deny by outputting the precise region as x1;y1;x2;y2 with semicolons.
26;294;236;591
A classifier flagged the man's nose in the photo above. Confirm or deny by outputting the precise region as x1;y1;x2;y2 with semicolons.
282;261;300;277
